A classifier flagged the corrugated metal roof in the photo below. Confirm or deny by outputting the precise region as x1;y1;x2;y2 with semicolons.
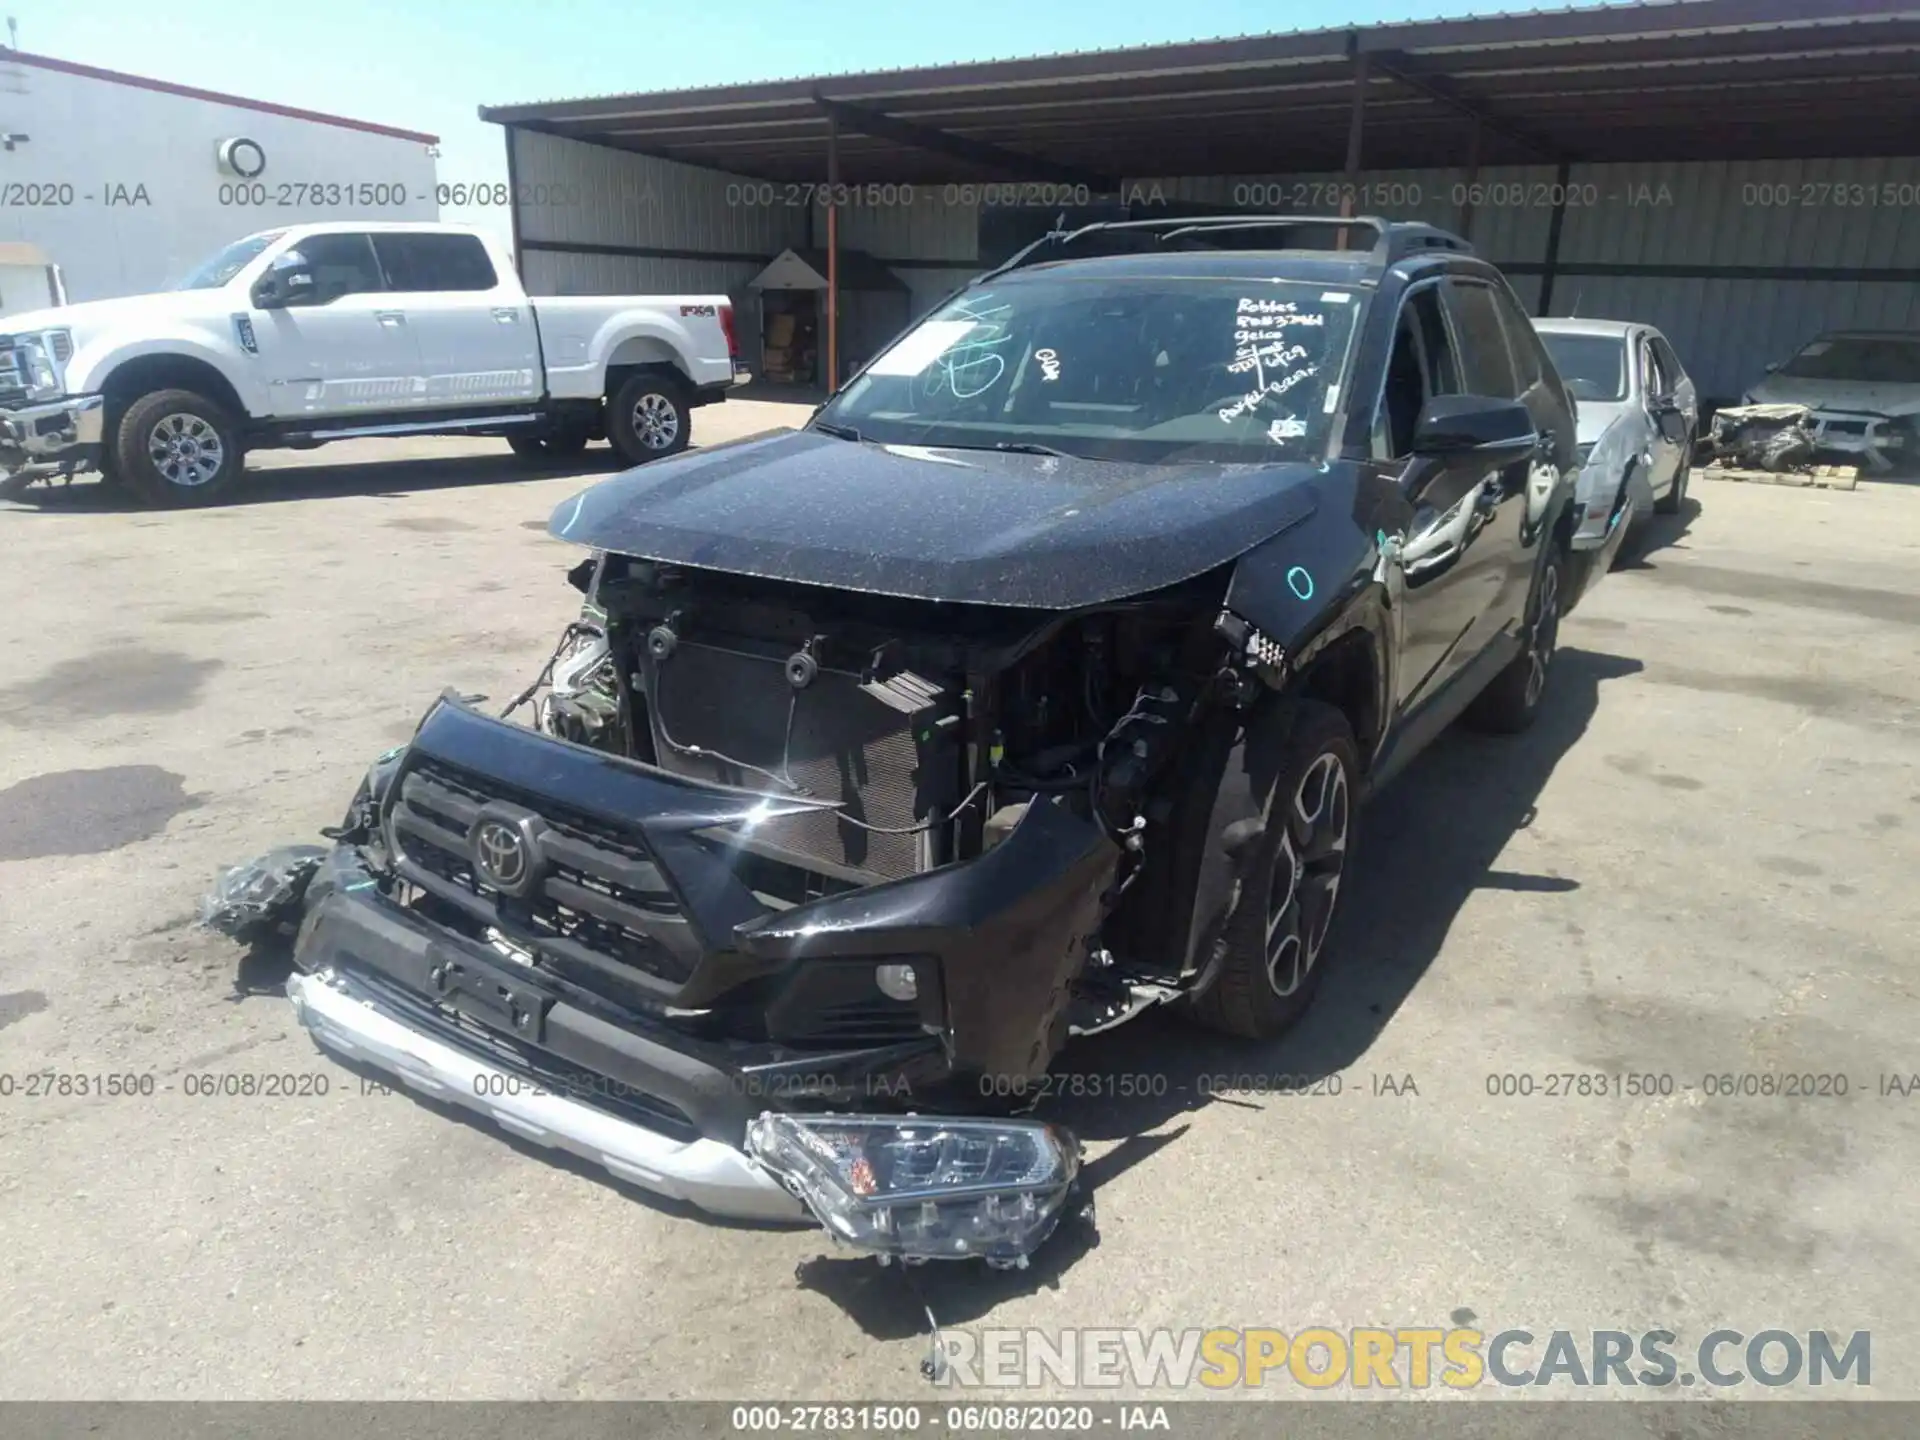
480;0;1920;184
481;1;1823;112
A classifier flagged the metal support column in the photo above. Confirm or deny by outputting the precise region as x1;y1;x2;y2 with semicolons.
1457;117;1482;242
826;112;840;394
1537;158;1574;314
1337;49;1369;250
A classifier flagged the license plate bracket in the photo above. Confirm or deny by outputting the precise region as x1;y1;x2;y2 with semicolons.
425;942;553;1043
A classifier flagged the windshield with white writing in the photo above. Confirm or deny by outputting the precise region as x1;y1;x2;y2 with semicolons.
173;231;284;290
817;275;1365;463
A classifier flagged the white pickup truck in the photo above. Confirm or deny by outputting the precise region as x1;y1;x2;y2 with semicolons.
0;221;748;506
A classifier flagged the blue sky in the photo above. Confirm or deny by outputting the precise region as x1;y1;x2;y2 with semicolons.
25;0;1616;237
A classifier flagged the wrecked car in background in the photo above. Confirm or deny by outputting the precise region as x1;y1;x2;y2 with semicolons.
210;215;1582;1268
1743;330;1920;473
1533;318;1696;589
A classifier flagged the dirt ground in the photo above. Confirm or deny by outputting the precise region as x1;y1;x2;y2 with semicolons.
1;412;1917;1400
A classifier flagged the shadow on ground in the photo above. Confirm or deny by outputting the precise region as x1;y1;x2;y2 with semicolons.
799;644;1642;1333
1029;646;1642;1151
1613;496;1701;569
0;448;628;515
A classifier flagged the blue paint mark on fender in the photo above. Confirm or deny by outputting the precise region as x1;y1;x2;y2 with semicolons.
1286;566;1315;601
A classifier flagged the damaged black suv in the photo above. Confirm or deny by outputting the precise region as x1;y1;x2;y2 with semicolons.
219;215;1583;1265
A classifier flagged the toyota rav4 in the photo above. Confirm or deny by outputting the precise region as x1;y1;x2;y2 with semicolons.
210;215;1585;1267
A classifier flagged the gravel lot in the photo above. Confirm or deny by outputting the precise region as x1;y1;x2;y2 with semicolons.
2;412;1917;1401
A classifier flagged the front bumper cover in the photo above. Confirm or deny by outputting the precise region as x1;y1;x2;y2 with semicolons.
0;392;105;476
290;964;806;1221
277;696;1119;1222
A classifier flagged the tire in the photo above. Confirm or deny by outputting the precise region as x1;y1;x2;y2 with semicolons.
607;373;690;465
1464;546;1565;735
1185;700;1360;1040
1654;450;1690;514
114;389;244;508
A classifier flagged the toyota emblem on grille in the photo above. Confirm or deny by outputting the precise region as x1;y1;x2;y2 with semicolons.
473;819;529;889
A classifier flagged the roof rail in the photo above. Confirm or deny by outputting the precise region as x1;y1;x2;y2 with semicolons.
979;213;1474;282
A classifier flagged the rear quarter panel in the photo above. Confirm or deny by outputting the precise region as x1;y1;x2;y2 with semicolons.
533;297;734;400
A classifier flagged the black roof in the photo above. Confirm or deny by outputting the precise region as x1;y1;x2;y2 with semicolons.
481;1;1920;183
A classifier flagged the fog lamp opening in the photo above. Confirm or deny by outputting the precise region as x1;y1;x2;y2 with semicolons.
744;1112;1086;1268
874;962;919;1002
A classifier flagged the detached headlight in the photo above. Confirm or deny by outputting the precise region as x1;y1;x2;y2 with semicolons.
746;1112;1084;1268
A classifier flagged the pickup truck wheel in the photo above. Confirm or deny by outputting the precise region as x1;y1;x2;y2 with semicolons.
115;389;243;508
1464;547;1564;734
608;375;689;464
1186;700;1359;1040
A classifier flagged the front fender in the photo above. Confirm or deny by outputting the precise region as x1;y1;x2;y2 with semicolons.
1221;469;1403;760
71;330;263;414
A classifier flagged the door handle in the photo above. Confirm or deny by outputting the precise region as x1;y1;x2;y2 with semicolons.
493;307;520;324
374;310;406;327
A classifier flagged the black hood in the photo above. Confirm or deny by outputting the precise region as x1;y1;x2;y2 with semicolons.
550;429;1323;608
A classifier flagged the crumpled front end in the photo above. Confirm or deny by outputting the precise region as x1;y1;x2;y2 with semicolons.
265;695;1117;1231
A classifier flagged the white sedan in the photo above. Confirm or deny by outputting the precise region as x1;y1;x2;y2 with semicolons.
1533;318;1698;575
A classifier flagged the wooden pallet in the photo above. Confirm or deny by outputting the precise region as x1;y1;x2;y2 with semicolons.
1699;462;1859;491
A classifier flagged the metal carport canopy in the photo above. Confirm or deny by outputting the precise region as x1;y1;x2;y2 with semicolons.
480;0;1920;184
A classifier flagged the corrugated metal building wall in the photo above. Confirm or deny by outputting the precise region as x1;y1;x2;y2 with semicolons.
511;129;981;341
511;129;806;314
510;134;1920;405
1142;157;1920;403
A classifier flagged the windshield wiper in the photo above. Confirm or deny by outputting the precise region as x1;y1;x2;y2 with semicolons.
991;441;1073;456
932;440;1075;457
811;421;865;442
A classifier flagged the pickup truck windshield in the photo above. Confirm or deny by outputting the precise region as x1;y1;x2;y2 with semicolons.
1781;335;1920;384
817;275;1363;463
173;231;285;290
1538;332;1628;403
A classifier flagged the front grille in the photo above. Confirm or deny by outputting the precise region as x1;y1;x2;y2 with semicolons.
646;642;953;882
387;758;692;985
339;964;700;1142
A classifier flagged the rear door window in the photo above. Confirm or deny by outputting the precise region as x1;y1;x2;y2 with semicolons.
372;233;500;293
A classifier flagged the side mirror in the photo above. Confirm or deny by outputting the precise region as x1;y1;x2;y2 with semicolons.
1764;360;1782;374
1412;394;1538;461
249;249;314;310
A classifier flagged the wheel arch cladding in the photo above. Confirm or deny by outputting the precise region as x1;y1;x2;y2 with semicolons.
606;358;692;398
103;355;246;425
1291;629;1385;762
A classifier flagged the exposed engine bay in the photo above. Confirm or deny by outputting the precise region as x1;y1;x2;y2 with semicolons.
517;550;1249;1034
